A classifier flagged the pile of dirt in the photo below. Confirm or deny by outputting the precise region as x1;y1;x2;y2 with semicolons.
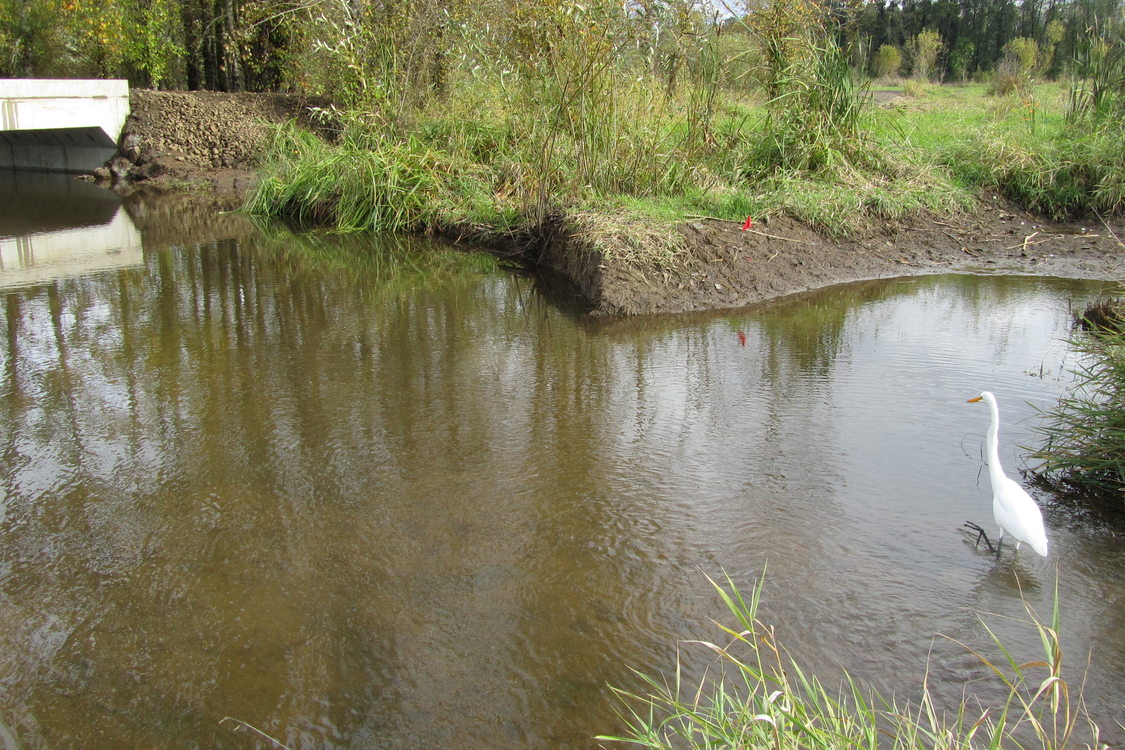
109;89;330;195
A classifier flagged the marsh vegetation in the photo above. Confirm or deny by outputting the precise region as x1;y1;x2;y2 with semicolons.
231;0;1125;248
1029;298;1125;510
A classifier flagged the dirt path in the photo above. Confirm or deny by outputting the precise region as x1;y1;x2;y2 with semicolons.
114;89;1125;316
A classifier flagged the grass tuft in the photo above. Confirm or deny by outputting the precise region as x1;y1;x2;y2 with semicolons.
599;573;1106;750
944;124;1124;219
245;123;516;234
1028;299;1125;509
565;210;688;268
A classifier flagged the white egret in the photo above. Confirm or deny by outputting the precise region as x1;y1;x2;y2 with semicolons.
963;391;1049;558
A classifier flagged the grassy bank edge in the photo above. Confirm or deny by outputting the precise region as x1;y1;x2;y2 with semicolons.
243;119;1121;279
241;104;988;272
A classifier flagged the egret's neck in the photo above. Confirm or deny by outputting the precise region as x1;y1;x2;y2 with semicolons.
985;398;1007;482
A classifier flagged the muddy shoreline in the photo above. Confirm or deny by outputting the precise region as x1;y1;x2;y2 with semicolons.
112;89;1125;315
551;203;1125;315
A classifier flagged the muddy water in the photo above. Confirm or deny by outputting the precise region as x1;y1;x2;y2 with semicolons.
1;177;1123;749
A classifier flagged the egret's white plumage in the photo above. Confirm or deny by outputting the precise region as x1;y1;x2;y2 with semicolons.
967;391;1049;557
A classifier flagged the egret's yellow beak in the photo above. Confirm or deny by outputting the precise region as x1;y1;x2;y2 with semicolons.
967;396;982;403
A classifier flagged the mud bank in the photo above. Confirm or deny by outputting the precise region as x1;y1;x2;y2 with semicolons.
537;204;1125;315
111;89;1125;316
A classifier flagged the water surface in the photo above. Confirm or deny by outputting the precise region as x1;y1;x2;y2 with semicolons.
1;181;1122;748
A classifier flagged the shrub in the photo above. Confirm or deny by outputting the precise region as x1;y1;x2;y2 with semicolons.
990;62;1031;96
949;38;976;82
874;44;902;80
1004;37;1040;77
1043;20;1066;77
902;78;927;97
906;29;942;82
990;38;1038;97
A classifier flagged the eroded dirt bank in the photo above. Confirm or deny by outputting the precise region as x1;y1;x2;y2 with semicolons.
111;89;1125;315
547;205;1125;315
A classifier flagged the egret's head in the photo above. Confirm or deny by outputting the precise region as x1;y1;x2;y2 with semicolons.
967;391;995;405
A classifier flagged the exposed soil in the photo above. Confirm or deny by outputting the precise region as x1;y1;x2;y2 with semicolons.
547;204;1125;315
111;88;331;200
109;89;1125;316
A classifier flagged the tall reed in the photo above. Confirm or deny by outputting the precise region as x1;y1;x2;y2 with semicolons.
1028;304;1125;510
599;572;1105;750
1067;12;1125;125
736;35;875;178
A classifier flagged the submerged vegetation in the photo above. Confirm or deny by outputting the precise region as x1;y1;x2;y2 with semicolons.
599;573;1107;750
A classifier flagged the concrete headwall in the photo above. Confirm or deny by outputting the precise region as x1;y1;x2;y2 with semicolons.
0;79;130;173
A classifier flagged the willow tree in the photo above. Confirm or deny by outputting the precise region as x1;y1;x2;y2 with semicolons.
906;28;942;80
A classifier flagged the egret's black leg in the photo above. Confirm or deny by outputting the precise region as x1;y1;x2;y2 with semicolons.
963;521;997;553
